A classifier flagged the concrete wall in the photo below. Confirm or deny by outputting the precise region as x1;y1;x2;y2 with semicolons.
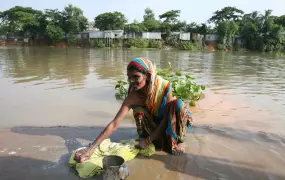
180;33;191;40
142;32;161;39
104;30;124;38
89;31;104;38
205;34;219;41
0;35;7;41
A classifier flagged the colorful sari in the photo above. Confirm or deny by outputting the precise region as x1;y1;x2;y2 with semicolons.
127;57;193;154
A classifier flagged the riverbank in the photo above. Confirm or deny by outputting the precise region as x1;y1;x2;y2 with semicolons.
1;90;285;180
2;124;282;180
2;42;284;56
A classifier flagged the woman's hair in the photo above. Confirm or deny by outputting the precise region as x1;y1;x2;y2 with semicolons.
127;64;148;75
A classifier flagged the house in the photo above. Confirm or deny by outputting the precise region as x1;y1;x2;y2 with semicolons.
104;30;124;38
124;32;141;38
180;32;191;41
142;32;161;39
191;33;203;40
0;35;6;41
86;30;125;39
86;21;98;31
89;31;104;38
205;34;219;41
83;30;125;40
165;32;200;41
234;35;245;46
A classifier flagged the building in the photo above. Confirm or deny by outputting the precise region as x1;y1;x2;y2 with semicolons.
180;32;191;41
86;30;124;39
205;34;219;41
234;35;245;46
104;30;124;38
86;21;98;31
142;32;161;39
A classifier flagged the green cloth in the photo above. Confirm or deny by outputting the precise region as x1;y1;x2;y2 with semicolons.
68;138;155;178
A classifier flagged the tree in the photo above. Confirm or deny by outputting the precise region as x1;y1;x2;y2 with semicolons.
43;5;87;44
275;15;285;27
43;9;65;43
44;9;64;27
240;10;284;51
208;6;244;24
124;20;147;33
185;22;199;33
0;6;43;38
197;23;209;39
217;20;239;45
45;23;65;44
142;8;160;32
61;4;88;34
159;10;181;34
159;10;181;24
0;20;9;35
143;8;155;21
171;21;187;31
94;12;127;30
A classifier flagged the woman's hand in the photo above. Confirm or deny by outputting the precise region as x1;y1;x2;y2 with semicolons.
135;138;149;150
74;147;94;163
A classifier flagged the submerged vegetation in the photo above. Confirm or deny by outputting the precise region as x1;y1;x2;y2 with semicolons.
115;62;205;107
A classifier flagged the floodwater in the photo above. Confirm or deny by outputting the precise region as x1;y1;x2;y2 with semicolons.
0;46;285;180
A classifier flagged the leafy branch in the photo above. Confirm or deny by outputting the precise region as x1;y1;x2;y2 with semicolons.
115;62;206;107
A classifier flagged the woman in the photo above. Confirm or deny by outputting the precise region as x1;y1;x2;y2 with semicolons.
75;57;193;162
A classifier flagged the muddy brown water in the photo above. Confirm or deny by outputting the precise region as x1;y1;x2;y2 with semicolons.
0;46;285;180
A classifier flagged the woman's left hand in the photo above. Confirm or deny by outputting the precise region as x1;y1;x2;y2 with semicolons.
135;138;149;150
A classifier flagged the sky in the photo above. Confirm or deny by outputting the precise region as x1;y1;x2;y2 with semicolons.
1;0;285;24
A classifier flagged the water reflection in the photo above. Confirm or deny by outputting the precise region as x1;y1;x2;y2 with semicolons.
0;47;284;127
0;47;90;90
1;47;284;96
209;52;285;96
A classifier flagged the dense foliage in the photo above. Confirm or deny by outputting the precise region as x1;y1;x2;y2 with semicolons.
1;5;285;51
239;10;285;52
0;4;88;44
115;63;205;107
126;38;162;48
94;11;127;30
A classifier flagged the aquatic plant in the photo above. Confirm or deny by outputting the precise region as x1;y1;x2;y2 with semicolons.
115;62;206;106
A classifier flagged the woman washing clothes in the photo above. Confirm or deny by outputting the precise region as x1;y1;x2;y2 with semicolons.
75;57;193;162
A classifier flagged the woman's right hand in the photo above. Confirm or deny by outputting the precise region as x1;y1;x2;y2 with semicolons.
74;147;94;162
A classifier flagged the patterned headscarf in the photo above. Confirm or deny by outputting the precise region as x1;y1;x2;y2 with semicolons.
127;57;171;121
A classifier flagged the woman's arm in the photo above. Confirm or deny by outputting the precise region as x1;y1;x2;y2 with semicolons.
75;97;132;162
88;99;131;150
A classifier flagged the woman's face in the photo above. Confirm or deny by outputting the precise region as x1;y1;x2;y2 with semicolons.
127;69;147;91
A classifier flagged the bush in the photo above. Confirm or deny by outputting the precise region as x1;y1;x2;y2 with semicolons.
179;41;198;50
111;42;121;48
67;34;78;45
225;44;232;50
129;38;149;48
148;40;162;48
233;44;241;51
90;39;105;48
216;43;225;51
165;35;180;48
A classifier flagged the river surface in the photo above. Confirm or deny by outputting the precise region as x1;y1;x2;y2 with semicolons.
0;46;285;179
